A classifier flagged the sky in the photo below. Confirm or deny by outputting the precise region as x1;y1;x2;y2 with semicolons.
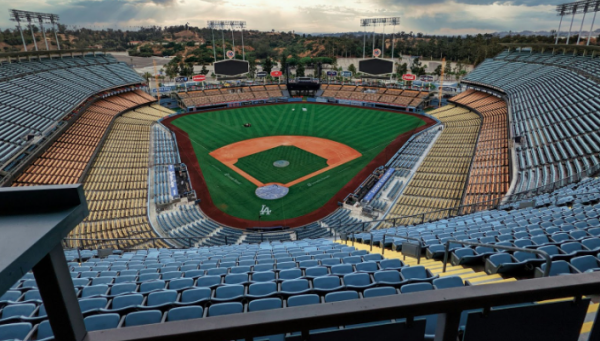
0;0;572;35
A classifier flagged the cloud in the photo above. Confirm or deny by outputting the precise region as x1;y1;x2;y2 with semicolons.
0;0;565;35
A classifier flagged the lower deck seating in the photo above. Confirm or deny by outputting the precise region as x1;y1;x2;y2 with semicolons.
386;105;481;225
68;106;173;249
11;91;154;186
450;90;510;212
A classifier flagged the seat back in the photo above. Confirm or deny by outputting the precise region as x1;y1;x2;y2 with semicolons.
84;314;120;331
248;298;282;312
112;294;144;309
0;322;32;340
167;306;203;321
249;282;277;296
208;302;243;316
287;294;320;307
281;279;309;292
313;276;341;289
363;287;396;298
125;310;162;326
147;290;177;306
325;291;359;303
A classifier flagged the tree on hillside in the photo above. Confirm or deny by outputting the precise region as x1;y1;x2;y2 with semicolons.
165;63;179;80
248;57;257;78
262;57;274;74
444;59;452;75
200;65;209;75
410;58;422;74
396;62;408;77
296;62;305;77
347;63;357;76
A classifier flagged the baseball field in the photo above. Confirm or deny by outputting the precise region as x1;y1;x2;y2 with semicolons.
166;103;428;226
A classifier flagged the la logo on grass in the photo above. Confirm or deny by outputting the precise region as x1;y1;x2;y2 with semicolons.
260;205;272;215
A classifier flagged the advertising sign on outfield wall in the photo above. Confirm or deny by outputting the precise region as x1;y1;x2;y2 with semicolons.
402;74;417;81
326;71;338;76
192;75;206;82
271;70;283;77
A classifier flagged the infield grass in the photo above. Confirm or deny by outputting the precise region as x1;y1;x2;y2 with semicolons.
235;146;328;184
171;103;425;221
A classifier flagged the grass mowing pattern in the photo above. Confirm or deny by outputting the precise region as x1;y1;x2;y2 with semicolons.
172;103;425;221
235;146;328;184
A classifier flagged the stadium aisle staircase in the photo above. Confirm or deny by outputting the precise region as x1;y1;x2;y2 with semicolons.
344;240;514;286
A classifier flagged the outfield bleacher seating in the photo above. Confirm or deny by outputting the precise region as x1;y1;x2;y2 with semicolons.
179;85;284;107
321;87;429;108
463;54;600;194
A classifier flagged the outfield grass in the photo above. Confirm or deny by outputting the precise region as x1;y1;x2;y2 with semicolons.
172;103;425;221
235;146;328;184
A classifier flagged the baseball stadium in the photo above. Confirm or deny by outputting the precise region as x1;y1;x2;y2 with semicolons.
1;3;600;341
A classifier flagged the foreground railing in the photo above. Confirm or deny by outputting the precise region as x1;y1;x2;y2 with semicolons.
82;272;600;341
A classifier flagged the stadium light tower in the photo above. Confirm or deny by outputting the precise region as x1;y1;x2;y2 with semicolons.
587;0;600;45
359;17;401;59
207;20;247;61
9;9;61;52
555;0;600;45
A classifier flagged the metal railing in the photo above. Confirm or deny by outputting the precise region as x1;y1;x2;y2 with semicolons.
83;272;600;341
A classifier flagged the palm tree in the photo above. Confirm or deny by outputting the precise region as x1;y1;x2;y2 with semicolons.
142;72;152;84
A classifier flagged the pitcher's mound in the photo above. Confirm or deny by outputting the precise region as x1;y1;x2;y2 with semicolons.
273;160;290;168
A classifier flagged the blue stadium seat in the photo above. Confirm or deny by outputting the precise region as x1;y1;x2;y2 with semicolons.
0;322;32;340
79;298;108;314
313;276;344;293
196;276;221;288
222;273;245;284
166;306;203;321
145;290;177;308
280;279;310;296
278;268;302;280
570;255;600;272
214;285;245;301
343;273;375;290
1;303;36;320
208;302;244;316
108;294;144;311
84;314;120;331
123;310;162;327
179;288;211;305
247;282;277;299
379;259;404;270
35;320;53;340
364;286;397;298
305;267;328;278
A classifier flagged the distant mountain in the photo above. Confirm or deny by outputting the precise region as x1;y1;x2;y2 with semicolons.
301;29;600;38
493;29;600;38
